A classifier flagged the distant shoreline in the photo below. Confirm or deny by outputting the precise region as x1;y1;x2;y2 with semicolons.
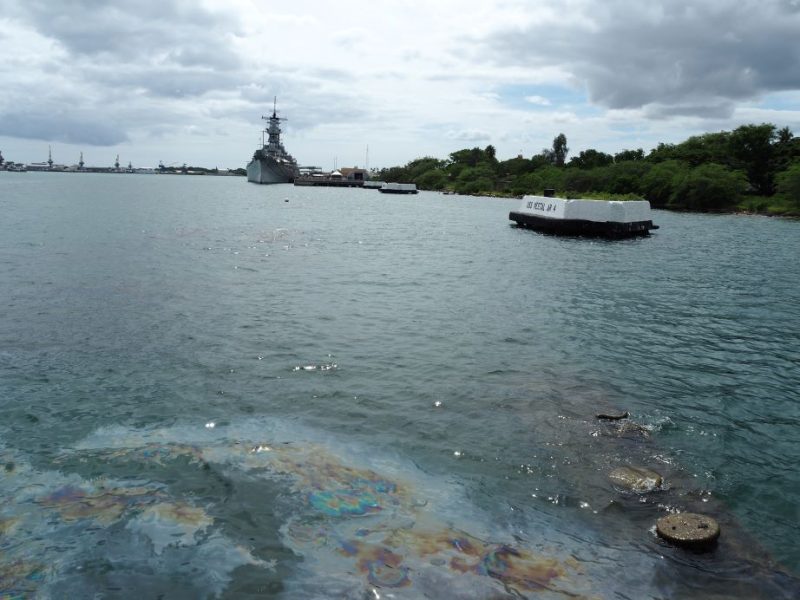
0;168;245;177
3;168;798;218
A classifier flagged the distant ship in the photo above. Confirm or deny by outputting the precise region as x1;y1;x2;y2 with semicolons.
246;98;299;184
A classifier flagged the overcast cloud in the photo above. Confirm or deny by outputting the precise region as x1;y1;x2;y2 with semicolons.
1;0;799;168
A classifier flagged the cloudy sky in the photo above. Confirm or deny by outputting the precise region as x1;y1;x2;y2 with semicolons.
1;0;799;169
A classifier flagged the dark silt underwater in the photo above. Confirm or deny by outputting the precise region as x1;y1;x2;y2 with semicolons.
1;172;799;598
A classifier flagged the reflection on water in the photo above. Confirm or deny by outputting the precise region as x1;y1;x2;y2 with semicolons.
1;175;799;597
0;418;795;598
0;441;269;598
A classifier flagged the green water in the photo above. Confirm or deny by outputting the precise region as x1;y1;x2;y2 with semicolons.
1;172;798;598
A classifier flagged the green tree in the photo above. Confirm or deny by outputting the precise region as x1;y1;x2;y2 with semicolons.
640;160;686;207
777;126;793;145
552;133;568;167
536;165;565;191
647;142;676;163
569;149;613;169
728;123;777;195
670;164;746;210
647;133;730;166
453;164;496;194
498;156;534;178
563;167;599;193
614;148;645;162
378;156;446;183
407;157;446;179
531;150;553;169
774;127;798;172
449;147;487;168
378;165;411;182
775;162;800;208
510;172;544;196
416;168;448;190
604;161;650;194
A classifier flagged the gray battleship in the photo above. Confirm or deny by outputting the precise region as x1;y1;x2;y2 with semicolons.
246;98;299;184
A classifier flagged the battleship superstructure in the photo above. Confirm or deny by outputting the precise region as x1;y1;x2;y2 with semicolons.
246;98;299;184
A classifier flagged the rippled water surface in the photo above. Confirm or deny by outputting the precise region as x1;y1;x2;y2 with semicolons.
1;172;799;598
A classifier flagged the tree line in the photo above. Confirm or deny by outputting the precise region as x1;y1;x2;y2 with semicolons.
375;124;800;214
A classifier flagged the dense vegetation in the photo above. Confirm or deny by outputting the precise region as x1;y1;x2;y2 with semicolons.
376;124;800;214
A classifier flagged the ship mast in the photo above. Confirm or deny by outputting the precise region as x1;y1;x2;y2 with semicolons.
261;96;285;155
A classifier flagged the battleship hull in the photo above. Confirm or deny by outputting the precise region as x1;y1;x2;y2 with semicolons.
246;157;297;184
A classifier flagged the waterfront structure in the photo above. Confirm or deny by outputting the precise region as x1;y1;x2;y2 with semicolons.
294;166;371;188
339;167;367;182
509;190;658;237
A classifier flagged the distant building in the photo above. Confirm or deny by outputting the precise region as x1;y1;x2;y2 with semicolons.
339;167;367;182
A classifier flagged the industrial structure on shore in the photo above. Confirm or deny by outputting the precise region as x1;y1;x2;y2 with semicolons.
0;146;241;176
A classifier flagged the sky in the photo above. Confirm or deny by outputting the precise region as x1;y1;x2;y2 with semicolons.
1;0;799;170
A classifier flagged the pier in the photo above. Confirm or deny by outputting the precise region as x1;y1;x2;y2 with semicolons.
294;176;364;188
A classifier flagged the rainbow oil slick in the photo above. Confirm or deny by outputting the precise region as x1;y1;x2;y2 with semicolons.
39;421;601;598
0;441;269;598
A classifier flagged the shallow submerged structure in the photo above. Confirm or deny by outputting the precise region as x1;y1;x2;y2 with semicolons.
2;413;798;598
510;191;658;238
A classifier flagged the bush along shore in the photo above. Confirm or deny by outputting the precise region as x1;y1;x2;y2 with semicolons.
376;124;800;216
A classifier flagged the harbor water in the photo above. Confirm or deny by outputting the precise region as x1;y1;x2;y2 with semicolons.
1;172;799;598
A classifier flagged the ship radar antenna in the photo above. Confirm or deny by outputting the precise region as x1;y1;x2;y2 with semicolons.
273;96;277;118
79;151;84;169
48;145;53;169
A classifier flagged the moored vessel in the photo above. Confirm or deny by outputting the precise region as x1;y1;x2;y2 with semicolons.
379;182;418;194
246;98;299;184
509;191;658;238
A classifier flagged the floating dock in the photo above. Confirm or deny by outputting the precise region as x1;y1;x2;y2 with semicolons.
379;182;418;194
